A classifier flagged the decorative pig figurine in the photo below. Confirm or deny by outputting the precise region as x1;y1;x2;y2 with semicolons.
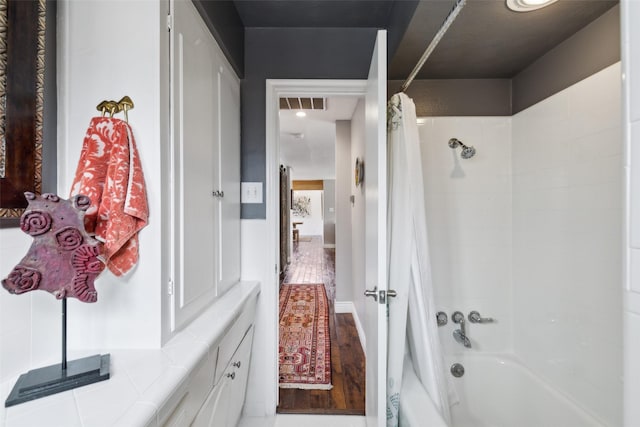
1;192;104;302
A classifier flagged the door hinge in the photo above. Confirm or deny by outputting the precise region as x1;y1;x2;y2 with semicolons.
168;279;174;296
167;14;173;32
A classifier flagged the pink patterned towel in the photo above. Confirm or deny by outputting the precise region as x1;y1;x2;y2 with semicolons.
70;117;148;276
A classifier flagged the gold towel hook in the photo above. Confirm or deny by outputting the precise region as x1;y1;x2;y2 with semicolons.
96;100;109;117
96;96;134;122
117;96;134;123
105;101;119;117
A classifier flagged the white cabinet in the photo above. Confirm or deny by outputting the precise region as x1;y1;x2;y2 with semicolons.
192;372;232;427
193;326;255;427
169;0;241;331
226;326;254;426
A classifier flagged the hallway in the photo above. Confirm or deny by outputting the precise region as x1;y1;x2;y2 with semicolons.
282;236;336;299
278;236;365;415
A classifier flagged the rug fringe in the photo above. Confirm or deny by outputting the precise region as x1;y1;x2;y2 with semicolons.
279;383;333;390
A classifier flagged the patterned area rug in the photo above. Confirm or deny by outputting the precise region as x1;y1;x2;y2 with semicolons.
279;283;332;390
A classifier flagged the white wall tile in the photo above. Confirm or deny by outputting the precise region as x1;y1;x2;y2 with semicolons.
625;310;640;425
0;327;31;384
241;220;277;417
57;0;164;350
630;121;640;248
513;63;622;427
631;248;640;295
4;392;82;427
74;373;141;427
629;1;640;123
568;63;622;139
420;117;513;353
625;3;640;422
0;229;33;383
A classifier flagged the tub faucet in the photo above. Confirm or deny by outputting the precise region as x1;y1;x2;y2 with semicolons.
452;311;472;348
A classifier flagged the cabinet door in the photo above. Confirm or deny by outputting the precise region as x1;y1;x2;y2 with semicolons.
170;0;220;330
226;327;255;427
216;64;241;296
192;375;232;427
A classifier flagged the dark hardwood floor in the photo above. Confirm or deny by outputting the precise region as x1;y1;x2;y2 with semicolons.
278;236;365;415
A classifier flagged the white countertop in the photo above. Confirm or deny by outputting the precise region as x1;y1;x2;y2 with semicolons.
1;281;260;427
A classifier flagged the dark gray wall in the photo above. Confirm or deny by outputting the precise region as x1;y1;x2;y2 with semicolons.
242;27;378;219
389;4;620;117
386;0;419;64
388;79;512;116
512;4;620;113
238;4;619;218
192;0;244;77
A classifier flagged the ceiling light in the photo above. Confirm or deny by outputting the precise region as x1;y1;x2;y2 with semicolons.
506;0;557;12
296;111;306;118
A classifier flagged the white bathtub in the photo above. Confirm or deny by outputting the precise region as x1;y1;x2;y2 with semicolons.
446;353;605;427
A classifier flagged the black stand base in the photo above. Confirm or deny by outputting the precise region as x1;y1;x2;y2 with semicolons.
4;354;110;407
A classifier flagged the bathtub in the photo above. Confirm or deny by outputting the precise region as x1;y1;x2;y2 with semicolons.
446;353;605;427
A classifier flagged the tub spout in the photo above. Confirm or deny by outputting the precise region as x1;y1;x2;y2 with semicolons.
452;311;472;348
453;329;472;348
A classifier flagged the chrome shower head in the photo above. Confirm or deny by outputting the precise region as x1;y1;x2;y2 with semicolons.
448;138;476;159
461;146;476;159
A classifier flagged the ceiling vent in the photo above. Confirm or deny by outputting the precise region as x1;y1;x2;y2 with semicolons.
279;97;327;111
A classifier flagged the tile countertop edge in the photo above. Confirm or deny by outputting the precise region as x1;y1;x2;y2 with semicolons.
1;281;261;427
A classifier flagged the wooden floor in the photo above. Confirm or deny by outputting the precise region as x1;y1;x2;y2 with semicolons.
278;236;365;415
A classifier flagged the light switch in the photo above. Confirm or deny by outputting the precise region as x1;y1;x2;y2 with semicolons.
241;182;263;204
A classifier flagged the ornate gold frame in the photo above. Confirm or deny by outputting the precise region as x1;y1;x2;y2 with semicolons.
0;0;46;220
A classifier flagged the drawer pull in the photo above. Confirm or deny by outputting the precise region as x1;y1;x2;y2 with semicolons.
232;361;241;368
227;372;236;380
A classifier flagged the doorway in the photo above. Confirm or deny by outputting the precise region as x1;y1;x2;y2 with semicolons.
275;93;366;414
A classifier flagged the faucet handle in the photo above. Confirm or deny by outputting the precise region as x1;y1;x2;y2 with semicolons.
451;311;465;324
468;310;494;324
436;311;448;326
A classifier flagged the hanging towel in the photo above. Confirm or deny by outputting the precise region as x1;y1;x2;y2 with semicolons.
70;117;148;276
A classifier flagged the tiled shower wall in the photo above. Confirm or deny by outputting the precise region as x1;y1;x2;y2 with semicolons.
512;63;622;426
419;117;513;354
623;1;640;426
420;63;622;426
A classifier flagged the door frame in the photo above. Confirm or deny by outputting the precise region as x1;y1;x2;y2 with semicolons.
265;79;368;409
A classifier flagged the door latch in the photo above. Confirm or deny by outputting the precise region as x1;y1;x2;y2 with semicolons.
364;287;397;304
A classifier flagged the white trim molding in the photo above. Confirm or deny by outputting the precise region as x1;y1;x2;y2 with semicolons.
264;79;368;413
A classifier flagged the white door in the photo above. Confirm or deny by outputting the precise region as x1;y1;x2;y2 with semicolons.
364;30;388;427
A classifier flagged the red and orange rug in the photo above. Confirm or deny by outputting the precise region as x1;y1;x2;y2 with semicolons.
278;283;332;390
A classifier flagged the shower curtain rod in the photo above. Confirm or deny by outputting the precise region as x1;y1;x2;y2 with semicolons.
400;0;467;93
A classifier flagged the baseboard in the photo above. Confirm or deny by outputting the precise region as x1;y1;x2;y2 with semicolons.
334;300;366;353
334;301;353;314
323;243;336;249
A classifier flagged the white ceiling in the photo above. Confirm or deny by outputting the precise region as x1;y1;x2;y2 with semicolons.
279;96;360;180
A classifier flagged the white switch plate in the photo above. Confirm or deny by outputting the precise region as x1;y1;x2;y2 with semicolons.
241;182;263;204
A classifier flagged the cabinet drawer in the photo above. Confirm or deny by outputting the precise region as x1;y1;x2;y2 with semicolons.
214;294;257;383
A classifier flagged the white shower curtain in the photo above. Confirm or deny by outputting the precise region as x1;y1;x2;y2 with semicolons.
386;93;453;427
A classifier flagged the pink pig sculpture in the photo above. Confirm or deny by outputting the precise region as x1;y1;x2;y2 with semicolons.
2;192;104;303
